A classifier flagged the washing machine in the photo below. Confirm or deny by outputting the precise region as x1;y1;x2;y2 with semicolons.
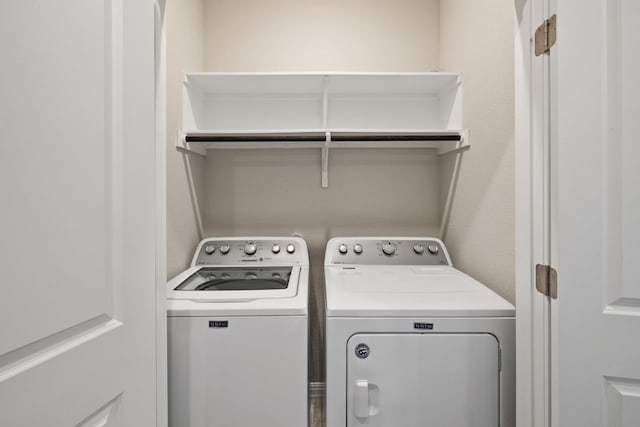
167;236;308;427
325;237;515;427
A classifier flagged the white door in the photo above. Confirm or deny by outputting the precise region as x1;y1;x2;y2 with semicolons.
346;333;500;426
0;1;165;426
551;0;640;425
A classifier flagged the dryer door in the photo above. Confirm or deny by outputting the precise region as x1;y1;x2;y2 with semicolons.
347;333;500;427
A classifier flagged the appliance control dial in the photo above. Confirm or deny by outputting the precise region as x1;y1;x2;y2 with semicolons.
272;244;280;254
353;243;363;254
427;244;439;255
338;244;348;254
244;243;257;255
382;242;396;256
413;244;424;254
286;244;295;254
219;244;231;255
204;244;216;255
245;272;257;279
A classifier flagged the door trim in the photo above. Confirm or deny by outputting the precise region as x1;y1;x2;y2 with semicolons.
515;0;552;426
155;1;168;426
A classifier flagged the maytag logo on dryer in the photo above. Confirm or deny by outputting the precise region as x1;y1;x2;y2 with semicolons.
414;322;434;330
209;321;229;328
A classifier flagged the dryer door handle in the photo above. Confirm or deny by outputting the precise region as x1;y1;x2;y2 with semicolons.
354;379;370;420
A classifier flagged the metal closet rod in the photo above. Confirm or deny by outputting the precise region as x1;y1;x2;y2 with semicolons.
185;133;462;143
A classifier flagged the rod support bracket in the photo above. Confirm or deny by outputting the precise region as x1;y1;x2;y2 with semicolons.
321;132;331;188
176;130;206;156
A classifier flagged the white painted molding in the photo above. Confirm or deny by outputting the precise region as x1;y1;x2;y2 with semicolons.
515;0;551;426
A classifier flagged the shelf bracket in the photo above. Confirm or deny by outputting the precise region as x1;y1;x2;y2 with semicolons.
437;130;470;156
439;129;469;240
173;130;205;240
321;132;331;188
176;130;206;157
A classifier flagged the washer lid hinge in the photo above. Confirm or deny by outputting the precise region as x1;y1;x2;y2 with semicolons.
535;14;557;56
535;264;558;299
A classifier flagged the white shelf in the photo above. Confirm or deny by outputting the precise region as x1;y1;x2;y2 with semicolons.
181;129;465;152
179;72;467;186
183;72;462;132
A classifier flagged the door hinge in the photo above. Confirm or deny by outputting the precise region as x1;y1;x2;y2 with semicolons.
535;264;558;299
535;14;557;56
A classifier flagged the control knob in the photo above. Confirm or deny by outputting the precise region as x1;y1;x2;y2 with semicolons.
244;243;257;255
204;244;216;255
338;244;348;254
245;272;257;280
382;242;396;256
286;244;295;254
219;244;231;255
353;244;363;255
413;244;424;254
272;244;280;254
427;244;439;255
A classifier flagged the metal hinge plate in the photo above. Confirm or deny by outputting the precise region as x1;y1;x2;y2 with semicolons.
535;14;557;56
536;264;558;299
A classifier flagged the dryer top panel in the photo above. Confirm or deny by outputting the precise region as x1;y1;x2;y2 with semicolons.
324;237;514;317
325;266;514;317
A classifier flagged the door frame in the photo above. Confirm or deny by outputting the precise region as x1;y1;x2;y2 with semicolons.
150;1;547;426
154;1;168;426
515;0;552;426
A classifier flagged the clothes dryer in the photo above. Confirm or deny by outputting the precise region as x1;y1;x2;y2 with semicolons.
167;237;308;427
325;237;515;427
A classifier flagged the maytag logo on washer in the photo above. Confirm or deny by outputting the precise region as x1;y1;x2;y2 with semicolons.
414;322;434;330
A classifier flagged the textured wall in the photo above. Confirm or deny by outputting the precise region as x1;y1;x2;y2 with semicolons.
439;0;515;303
166;0;206;280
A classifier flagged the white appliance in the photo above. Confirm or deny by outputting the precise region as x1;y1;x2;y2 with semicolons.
325;237;515;427
167;237;308;427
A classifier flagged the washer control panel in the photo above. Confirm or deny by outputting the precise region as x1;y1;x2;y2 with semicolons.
193;237;307;266
326;237;450;266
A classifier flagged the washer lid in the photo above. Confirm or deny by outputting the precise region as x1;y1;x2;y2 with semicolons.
325;265;514;317
174;267;291;291
168;266;300;301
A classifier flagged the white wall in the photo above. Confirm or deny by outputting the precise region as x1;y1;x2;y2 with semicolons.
439;0;515;303
166;0;206;280
203;0;440;72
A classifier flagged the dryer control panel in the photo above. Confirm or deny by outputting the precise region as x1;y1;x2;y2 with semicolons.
325;237;451;266
192;237;309;266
